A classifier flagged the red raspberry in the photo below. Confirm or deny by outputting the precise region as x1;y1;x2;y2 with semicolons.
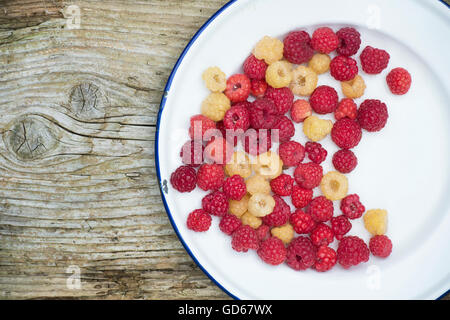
219;214;242;235
278;141;305;167
305;142;327;164
223;105;250;131
262;195;291;227
224;74;251;103
216;121;240;147
202;191;228;217
257;237;287;265
310;223;334;247
336;27;361;56
286;236;316;270
231;225;259;252
307;196;334;222
256;224;270;241
223;175;246;201
243;54;267;80
314;245;337;272
386;67;411;95
337;236;370;269
291;185;313;209
309;85;339;114
249;98;278;129
293;162;323;189
204;136;233;164
330;55;358;81
360;46;390;74
197;163;225;191
243;129;272;156
357;99;388;132
340;194;365;220
170;165;197;193
187;209;211;232
369;235;393;258
332;149;357;173
272;115;295;142
330;215;352;240
290;210;316;234
283;30;314;64
270;174;294;196
290;99;312;123
250;79;268;98
311;27;339;54
232;101;252;109
331;118;362;149
189;114;216;141
264;86;294;115
335;98;357;120
180;140;204;167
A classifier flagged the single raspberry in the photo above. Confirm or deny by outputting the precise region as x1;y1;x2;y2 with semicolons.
286;236;316;270
257;237;287;265
270;174;294;196
310;223;334;247
357;99;388;132
202;66;226;92
187;209;211;232
201;191;228;217
249;98;278;129
223;175;246;201
364;209;388;236
256;224;271;241
330;55;358;81
253;36;284;65
189;114;216;141
265;61;292;89
293;162;323;189
337;236;370;268
311;27;339;54
204;136;233;164
303;115;333;141
223;105;250;131
314;245;337;272
305;142;327;164
290;209;316;234
243;54;267;80
243;129;272;156
224;74;251;103
369;235;393;258
201;92;231;121
197;163;225;191
231;225;259;252
386;67;411;95
309;85;338;114
335;98;357;120
336;27;361;56
180;140;204;167
290;99;312;123
278;141;305;167
291;185;313;209
360;46;390;74
321;171;348;201
307;196;334;222
264;86;294;115
262;195;291;227
283;30;314;64
340;194;365;220
332;149;357;173
331;118;362;149
272;115;295;142
219;214;242;235
250;79;268;98
170;165;197;193
330;215;352;240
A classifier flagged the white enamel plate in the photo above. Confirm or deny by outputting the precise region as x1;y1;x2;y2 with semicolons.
156;0;450;299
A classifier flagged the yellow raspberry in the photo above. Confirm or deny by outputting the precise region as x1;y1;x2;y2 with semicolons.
271;224;294;244
252;151;283;180
308;53;331;74
265;60;292;88
303;115;333;141
225;151;252;178
320;171;348;201
248;193;275;217
290;65;318;96
202;66;227;92
363;209;388;235
253;36;284;65
241;212;262;229
201;92;230;121
341;75;366;99
246;174;271;195
228;194;250;218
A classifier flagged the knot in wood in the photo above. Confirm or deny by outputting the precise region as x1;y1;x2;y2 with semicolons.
69;83;104;119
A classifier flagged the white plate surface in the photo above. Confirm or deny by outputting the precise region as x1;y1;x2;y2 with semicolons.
156;0;450;299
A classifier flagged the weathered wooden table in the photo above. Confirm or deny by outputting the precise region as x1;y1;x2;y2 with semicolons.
0;0;448;300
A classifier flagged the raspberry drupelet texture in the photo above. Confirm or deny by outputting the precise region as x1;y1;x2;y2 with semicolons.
303;115;333;142
369;235;393;258
341;74;366;99
291;185;313;209
201;93;231;121
219;214;242;235
308;53;331;75
360;46;390;74
243;129;272;156
250;79;268;98
223;105;250;131
189;114;216;141
256;224;271;242
271;224;295;244
270;174;294;197
336;27;361;56
187;209;211;232
283;30;314;64
170;165;197;193
225;151;252;178
197;163;225;191
290;210;316;234
253;36;284;65
311;27;339;54
228;194;250;218
332;149;358;173
310;223;334;247
278;141;305;167
291;99;312;123
305;142;328;164
331;215;352;240
204;136;233;164
331;118;362;149
386;67;411;95
335;98;358;120
262;195;291;227
363;209;388;235
202;191;229;217
264;86;294;115
340;194;365;220
337;236;370;269
309;85;339;114
180;140;204;167
357;99;388;132
246;174;271;195
243;54;268;80
224;74;251;103
272;115;295;142
307;196;334;222
231;225;259;252
223;175;247;201
249;98;278;129
294;162;323;189
330;55;358;81
257;237;287;265
314;245;337;272
241;212;262;229
286;236;317;270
